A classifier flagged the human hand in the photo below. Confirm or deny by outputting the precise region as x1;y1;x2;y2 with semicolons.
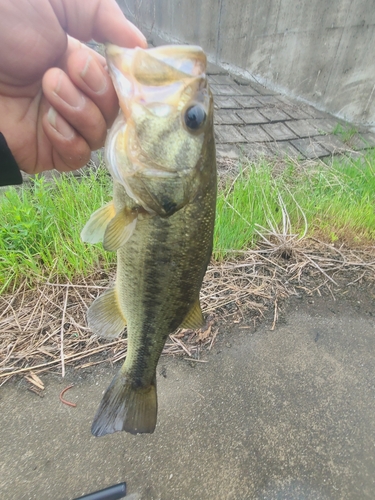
0;0;147;174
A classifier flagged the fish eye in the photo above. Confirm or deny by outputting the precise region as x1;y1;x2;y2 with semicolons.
184;105;206;130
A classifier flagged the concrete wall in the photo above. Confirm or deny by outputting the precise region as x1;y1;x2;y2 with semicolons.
119;0;375;127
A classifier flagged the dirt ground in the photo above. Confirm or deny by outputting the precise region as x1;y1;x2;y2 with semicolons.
0;283;374;500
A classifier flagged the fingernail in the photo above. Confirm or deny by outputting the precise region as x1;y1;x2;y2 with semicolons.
55;71;84;108
47;107;75;140
128;23;148;47
80;55;107;94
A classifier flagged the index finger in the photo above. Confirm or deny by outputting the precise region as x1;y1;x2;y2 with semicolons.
49;0;147;48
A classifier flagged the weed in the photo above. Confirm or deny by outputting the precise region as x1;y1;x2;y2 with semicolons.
1;150;375;292
332;123;358;144
214;150;375;258
0;169;114;293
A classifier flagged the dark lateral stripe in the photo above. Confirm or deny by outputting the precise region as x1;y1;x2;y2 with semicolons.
138;216;178;377
117;144;216;386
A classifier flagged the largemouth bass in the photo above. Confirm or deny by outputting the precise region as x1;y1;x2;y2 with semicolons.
81;44;216;437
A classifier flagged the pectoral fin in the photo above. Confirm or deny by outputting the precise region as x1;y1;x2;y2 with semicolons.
180;299;205;330
81;201;116;244
103;208;138;251
87;287;126;339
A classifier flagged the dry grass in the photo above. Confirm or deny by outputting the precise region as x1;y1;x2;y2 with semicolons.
1;239;374;388
2;153;375;387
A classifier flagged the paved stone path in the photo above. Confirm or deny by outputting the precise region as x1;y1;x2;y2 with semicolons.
206;61;375;162
85;40;375;166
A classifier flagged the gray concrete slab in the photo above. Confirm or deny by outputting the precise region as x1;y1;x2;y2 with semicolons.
254;96;282;106
236;109;268;125
1;291;374;500
239;143;272;160
262;123;298;141
216;143;240;160
131;0;375;127
209;75;236;85
312;118;342;135
236;86;262;96
285;119;321;138
128;0;375;126
267;141;304;159
210;84;241;96
207;58;375;162
282;105;312;120
315;135;349;154
233;96;262;108
259;108;291;122
214;110;244;125
239;125;272;143
291;138;330;159
215;125;247;143
213;96;242;109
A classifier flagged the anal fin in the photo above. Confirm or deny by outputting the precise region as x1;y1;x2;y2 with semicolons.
180;299;205;330
87;287;126;339
91;371;157;437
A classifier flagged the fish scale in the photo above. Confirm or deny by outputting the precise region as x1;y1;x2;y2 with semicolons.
81;43;216;437
116;161;216;384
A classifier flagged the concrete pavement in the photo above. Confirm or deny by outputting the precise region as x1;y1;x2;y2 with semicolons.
6;41;375;500
205;60;375;162
1;289;374;499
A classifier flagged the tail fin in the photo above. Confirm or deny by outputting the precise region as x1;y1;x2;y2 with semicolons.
91;371;157;437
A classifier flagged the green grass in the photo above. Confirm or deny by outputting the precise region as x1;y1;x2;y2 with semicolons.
293;154;375;243
0;169;115;293
214;159;283;256
1;150;375;293
214;150;375;258
332;123;358;144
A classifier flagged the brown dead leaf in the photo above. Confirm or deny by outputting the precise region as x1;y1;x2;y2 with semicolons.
198;324;212;342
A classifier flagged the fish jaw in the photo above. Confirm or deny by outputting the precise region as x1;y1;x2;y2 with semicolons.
104;44;213;216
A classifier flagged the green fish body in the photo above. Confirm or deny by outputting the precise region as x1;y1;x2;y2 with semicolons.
81;44;216;437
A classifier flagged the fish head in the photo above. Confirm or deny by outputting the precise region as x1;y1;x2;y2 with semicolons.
105;44;214;216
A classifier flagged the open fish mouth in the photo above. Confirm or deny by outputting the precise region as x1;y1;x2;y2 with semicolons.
105;43;207;82
105;44;207;116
